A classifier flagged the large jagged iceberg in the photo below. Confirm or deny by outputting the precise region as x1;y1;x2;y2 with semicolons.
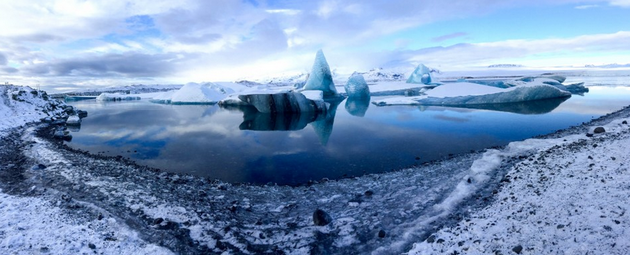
169;83;234;104
302;50;338;97
237;91;328;114
344;73;370;98
406;64;433;85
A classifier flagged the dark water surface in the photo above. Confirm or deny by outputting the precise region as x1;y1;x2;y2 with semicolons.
66;84;630;185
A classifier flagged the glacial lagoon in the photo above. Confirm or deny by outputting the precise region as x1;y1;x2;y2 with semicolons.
65;84;630;186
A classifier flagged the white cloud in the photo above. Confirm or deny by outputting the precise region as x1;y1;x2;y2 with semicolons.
575;4;599;9
609;0;630;7
403;31;630;69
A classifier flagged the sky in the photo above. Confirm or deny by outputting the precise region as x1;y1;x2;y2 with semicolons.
0;0;629;91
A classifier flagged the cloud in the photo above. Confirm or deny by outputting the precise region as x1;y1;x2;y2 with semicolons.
22;52;183;77
0;52;6;65
400;31;630;68
1;67;19;74
432;32;468;43
575;4;599;9
609;0;630;7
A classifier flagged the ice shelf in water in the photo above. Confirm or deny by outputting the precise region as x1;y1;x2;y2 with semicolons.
374;80;572;107
96;93;141;101
344;73;370;98
169;83;234;104
406;64;434;85
302;49;339;97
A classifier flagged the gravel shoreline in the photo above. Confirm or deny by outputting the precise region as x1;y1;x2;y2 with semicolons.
2;86;630;254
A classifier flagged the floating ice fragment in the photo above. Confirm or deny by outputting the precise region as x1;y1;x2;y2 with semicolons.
344;73;370;98
170;83;234;104
406;64;433;85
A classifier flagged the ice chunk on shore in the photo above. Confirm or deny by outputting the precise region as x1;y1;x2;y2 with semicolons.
238;91;327;113
344;73;370;98
96;93;141;101
406;64;433;85
170;83;234;104
302;50;338;97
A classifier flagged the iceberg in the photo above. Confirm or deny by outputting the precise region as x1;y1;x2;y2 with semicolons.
169;83;234;104
406;64;434;85
373;81;572;107
344;73;370;98
302;50;339;97
96;93;141;101
238;91;328;114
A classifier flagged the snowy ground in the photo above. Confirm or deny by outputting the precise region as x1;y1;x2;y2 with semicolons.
2;84;630;254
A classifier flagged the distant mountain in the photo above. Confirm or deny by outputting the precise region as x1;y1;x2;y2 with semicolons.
353;67;407;82
584;63;630;68
62;84;183;96
488;64;524;68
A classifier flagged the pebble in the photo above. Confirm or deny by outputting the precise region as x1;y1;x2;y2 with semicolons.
593;127;606;134
512;245;523;254
313;209;332;226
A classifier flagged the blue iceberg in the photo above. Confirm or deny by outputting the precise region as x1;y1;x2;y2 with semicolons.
344;73;370;98
406;64;433;85
303;50;339;97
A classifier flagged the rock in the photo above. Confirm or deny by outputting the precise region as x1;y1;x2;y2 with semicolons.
313;209;332;226
66;115;81;126
593;127;605;134
623;120;628;125
512;245;523;254
76;110;88;118
51;118;66;125
53;128;72;141
377;230;386;238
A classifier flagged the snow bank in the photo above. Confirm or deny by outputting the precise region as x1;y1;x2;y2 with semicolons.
409;116;630;254
0;191;172;254
0;85;66;133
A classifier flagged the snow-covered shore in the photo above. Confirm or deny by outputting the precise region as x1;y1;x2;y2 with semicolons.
1;84;630;254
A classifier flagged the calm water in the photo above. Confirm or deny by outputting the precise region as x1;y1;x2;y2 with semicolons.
66;82;630;186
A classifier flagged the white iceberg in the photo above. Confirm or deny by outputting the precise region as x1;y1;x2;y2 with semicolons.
96;93;141;101
169;83;234;104
302;49;339;97
344;73;370;98
406;64;434;85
